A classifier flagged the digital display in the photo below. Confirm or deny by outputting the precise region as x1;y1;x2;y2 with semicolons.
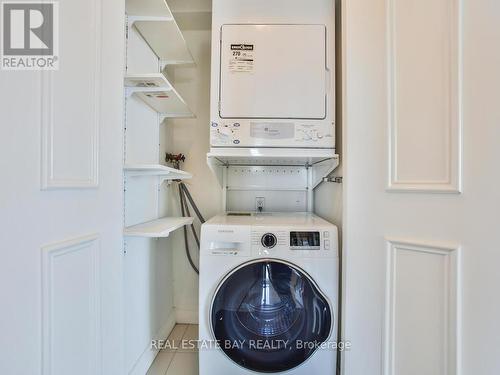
290;231;321;250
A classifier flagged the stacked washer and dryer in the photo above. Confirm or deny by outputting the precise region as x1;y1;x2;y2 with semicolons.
200;0;339;374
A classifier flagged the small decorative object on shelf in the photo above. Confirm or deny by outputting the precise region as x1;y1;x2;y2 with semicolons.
166;153;186;170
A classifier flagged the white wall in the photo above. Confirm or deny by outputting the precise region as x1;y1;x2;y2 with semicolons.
167;27;222;324
314;0;343;229
313;5;343;365
314;171;342;225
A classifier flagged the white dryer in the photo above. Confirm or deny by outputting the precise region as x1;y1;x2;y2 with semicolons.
210;0;336;150
199;212;339;374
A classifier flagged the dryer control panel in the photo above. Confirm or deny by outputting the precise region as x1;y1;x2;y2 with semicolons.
210;121;334;148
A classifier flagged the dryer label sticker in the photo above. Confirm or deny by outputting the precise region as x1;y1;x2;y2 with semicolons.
229;43;254;73
250;122;295;139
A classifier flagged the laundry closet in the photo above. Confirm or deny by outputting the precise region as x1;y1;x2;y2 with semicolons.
123;0;341;374
6;0;498;373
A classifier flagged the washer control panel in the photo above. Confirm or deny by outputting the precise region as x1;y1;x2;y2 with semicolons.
290;231;320;250
251;229;337;257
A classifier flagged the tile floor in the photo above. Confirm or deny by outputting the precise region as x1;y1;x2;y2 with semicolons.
146;324;199;375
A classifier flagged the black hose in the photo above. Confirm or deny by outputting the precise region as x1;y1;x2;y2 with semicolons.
179;184;199;274
182;191;201;250
180;183;206;223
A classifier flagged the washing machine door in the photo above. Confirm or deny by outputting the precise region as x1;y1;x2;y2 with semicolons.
211;260;332;373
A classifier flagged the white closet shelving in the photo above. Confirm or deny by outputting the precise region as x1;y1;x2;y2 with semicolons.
126;0;174;18
125;73;194;118
124;0;195;239
126;0;195;64
124;164;192;178
207;148;337;166
124;217;194;238
207;148;339;212
208;148;339;188
125;73;172;89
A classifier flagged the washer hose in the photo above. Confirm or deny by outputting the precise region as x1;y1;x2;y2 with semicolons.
178;182;205;274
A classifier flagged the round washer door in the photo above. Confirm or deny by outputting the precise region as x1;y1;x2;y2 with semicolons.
211;260;332;373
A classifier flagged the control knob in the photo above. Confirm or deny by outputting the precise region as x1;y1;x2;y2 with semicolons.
261;233;277;249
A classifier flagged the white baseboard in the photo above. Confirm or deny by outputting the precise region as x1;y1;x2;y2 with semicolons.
175;308;199;324
128;310;176;375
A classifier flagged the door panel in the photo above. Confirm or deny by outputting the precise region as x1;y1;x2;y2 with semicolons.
41;0;101;189
384;240;460;375
342;0;500;374
387;0;461;192
0;0;124;374
42;235;102;375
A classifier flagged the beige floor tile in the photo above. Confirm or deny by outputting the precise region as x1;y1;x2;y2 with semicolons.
182;325;199;341
166;352;199;375
164;324;188;351
168;324;188;341
146;350;175;375
177;324;199;352
147;324;199;375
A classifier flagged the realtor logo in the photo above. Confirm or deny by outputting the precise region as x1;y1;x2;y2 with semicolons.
1;1;59;70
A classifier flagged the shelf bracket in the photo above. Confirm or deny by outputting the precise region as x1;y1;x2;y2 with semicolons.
311;155;340;189
323;176;343;184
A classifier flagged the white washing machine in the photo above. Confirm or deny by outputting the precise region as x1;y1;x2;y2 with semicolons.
199;212;339;374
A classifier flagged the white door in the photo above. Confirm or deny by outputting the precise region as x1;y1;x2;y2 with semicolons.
342;0;500;374
0;0;124;374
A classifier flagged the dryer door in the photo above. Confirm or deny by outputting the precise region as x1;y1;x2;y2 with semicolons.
211;260;332;373
219;24;327;120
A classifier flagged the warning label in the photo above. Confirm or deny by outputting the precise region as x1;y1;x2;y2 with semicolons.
229;43;254;73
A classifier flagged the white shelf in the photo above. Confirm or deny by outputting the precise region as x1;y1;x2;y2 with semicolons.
125;73;172;91
136;89;193;118
207;148;339;189
124;164;192;179
126;0;194;64
124;216;194;238
126;0;173;18
226;186;308;192
124;73;194;118
171;11;212;31
207;148;338;166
